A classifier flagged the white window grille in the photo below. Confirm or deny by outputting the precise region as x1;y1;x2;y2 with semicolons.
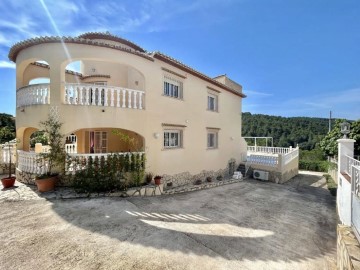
164;130;182;148
164;76;183;99
207;93;218;111
207;131;218;149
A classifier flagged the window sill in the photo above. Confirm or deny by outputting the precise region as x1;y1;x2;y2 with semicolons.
206;109;219;113
162;94;184;101
162;147;184;151
207;147;218;150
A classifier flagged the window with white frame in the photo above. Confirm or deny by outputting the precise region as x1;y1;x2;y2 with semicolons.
207;93;218;111
164;130;182;148
164;76;183;99
207;130;218;149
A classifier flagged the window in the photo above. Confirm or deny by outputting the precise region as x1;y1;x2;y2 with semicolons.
164;130;182;148
207;131;218;149
207;94;218;111
164;76;183;99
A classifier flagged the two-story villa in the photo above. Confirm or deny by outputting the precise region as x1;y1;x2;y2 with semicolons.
9;32;249;185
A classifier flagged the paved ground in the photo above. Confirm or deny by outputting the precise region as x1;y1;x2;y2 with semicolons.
0;172;336;270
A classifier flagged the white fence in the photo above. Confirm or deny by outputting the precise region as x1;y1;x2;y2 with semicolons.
345;155;360;176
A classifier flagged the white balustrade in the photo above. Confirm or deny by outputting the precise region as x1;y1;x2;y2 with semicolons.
17;150;49;174
65;144;77;154
247;154;278;167
16;84;50;108
64;83;145;110
247;146;291;155
283;148;299;165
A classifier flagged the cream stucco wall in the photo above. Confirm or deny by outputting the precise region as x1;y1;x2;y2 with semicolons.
14;39;247;176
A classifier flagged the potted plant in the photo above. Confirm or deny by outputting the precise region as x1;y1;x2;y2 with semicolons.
154;175;162;185
1;142;16;188
35;115;66;192
145;172;153;185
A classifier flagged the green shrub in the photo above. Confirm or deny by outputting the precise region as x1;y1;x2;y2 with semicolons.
299;160;329;172
324;174;337;196
70;153;146;193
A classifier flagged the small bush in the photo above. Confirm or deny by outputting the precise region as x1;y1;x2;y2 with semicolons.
324;174;337;196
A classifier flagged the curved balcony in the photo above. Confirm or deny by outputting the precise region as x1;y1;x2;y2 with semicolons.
16;84;50;108
64;83;145;110
16;83;145;110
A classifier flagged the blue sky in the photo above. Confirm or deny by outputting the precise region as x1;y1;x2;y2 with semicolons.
0;0;359;120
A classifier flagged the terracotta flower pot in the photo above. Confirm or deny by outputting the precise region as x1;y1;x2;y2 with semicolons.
1;177;16;188
154;177;161;185
35;176;57;192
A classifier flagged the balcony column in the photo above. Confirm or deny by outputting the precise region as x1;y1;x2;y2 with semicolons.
48;61;66;106
337;139;355;173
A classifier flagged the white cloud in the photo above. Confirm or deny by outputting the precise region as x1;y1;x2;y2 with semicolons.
245;90;273;97
0;61;16;69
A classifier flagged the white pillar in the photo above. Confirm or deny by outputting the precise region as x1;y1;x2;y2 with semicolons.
337;139;355;173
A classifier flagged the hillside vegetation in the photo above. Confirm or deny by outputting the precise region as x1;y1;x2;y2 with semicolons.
242;112;333;150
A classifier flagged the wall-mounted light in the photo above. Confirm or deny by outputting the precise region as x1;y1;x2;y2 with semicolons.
102;109;105;112
154;133;160;139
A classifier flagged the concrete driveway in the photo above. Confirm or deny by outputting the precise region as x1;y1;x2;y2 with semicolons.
0;172;336;270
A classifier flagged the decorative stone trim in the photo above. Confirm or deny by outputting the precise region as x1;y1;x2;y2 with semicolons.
337;225;360;270
206;86;221;93
162;123;187;128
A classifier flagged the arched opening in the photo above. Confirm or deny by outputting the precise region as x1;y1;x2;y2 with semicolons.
29;77;50;85
23;60;50;86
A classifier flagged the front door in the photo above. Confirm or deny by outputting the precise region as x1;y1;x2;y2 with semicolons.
90;131;107;153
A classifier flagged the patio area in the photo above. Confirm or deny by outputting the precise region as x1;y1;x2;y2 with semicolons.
0;171;336;270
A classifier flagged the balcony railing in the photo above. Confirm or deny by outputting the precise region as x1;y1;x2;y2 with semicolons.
16;84;50;108
64;83;145;109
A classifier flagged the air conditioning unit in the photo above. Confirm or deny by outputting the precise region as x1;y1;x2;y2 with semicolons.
253;170;269;181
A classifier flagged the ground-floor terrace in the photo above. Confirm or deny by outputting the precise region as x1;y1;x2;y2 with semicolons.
0;171;336;270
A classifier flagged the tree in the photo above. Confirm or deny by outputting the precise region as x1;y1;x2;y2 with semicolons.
0;126;15;144
0;113;15;144
320;119;360;157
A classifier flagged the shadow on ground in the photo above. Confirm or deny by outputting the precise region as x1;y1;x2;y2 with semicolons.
50;175;336;262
